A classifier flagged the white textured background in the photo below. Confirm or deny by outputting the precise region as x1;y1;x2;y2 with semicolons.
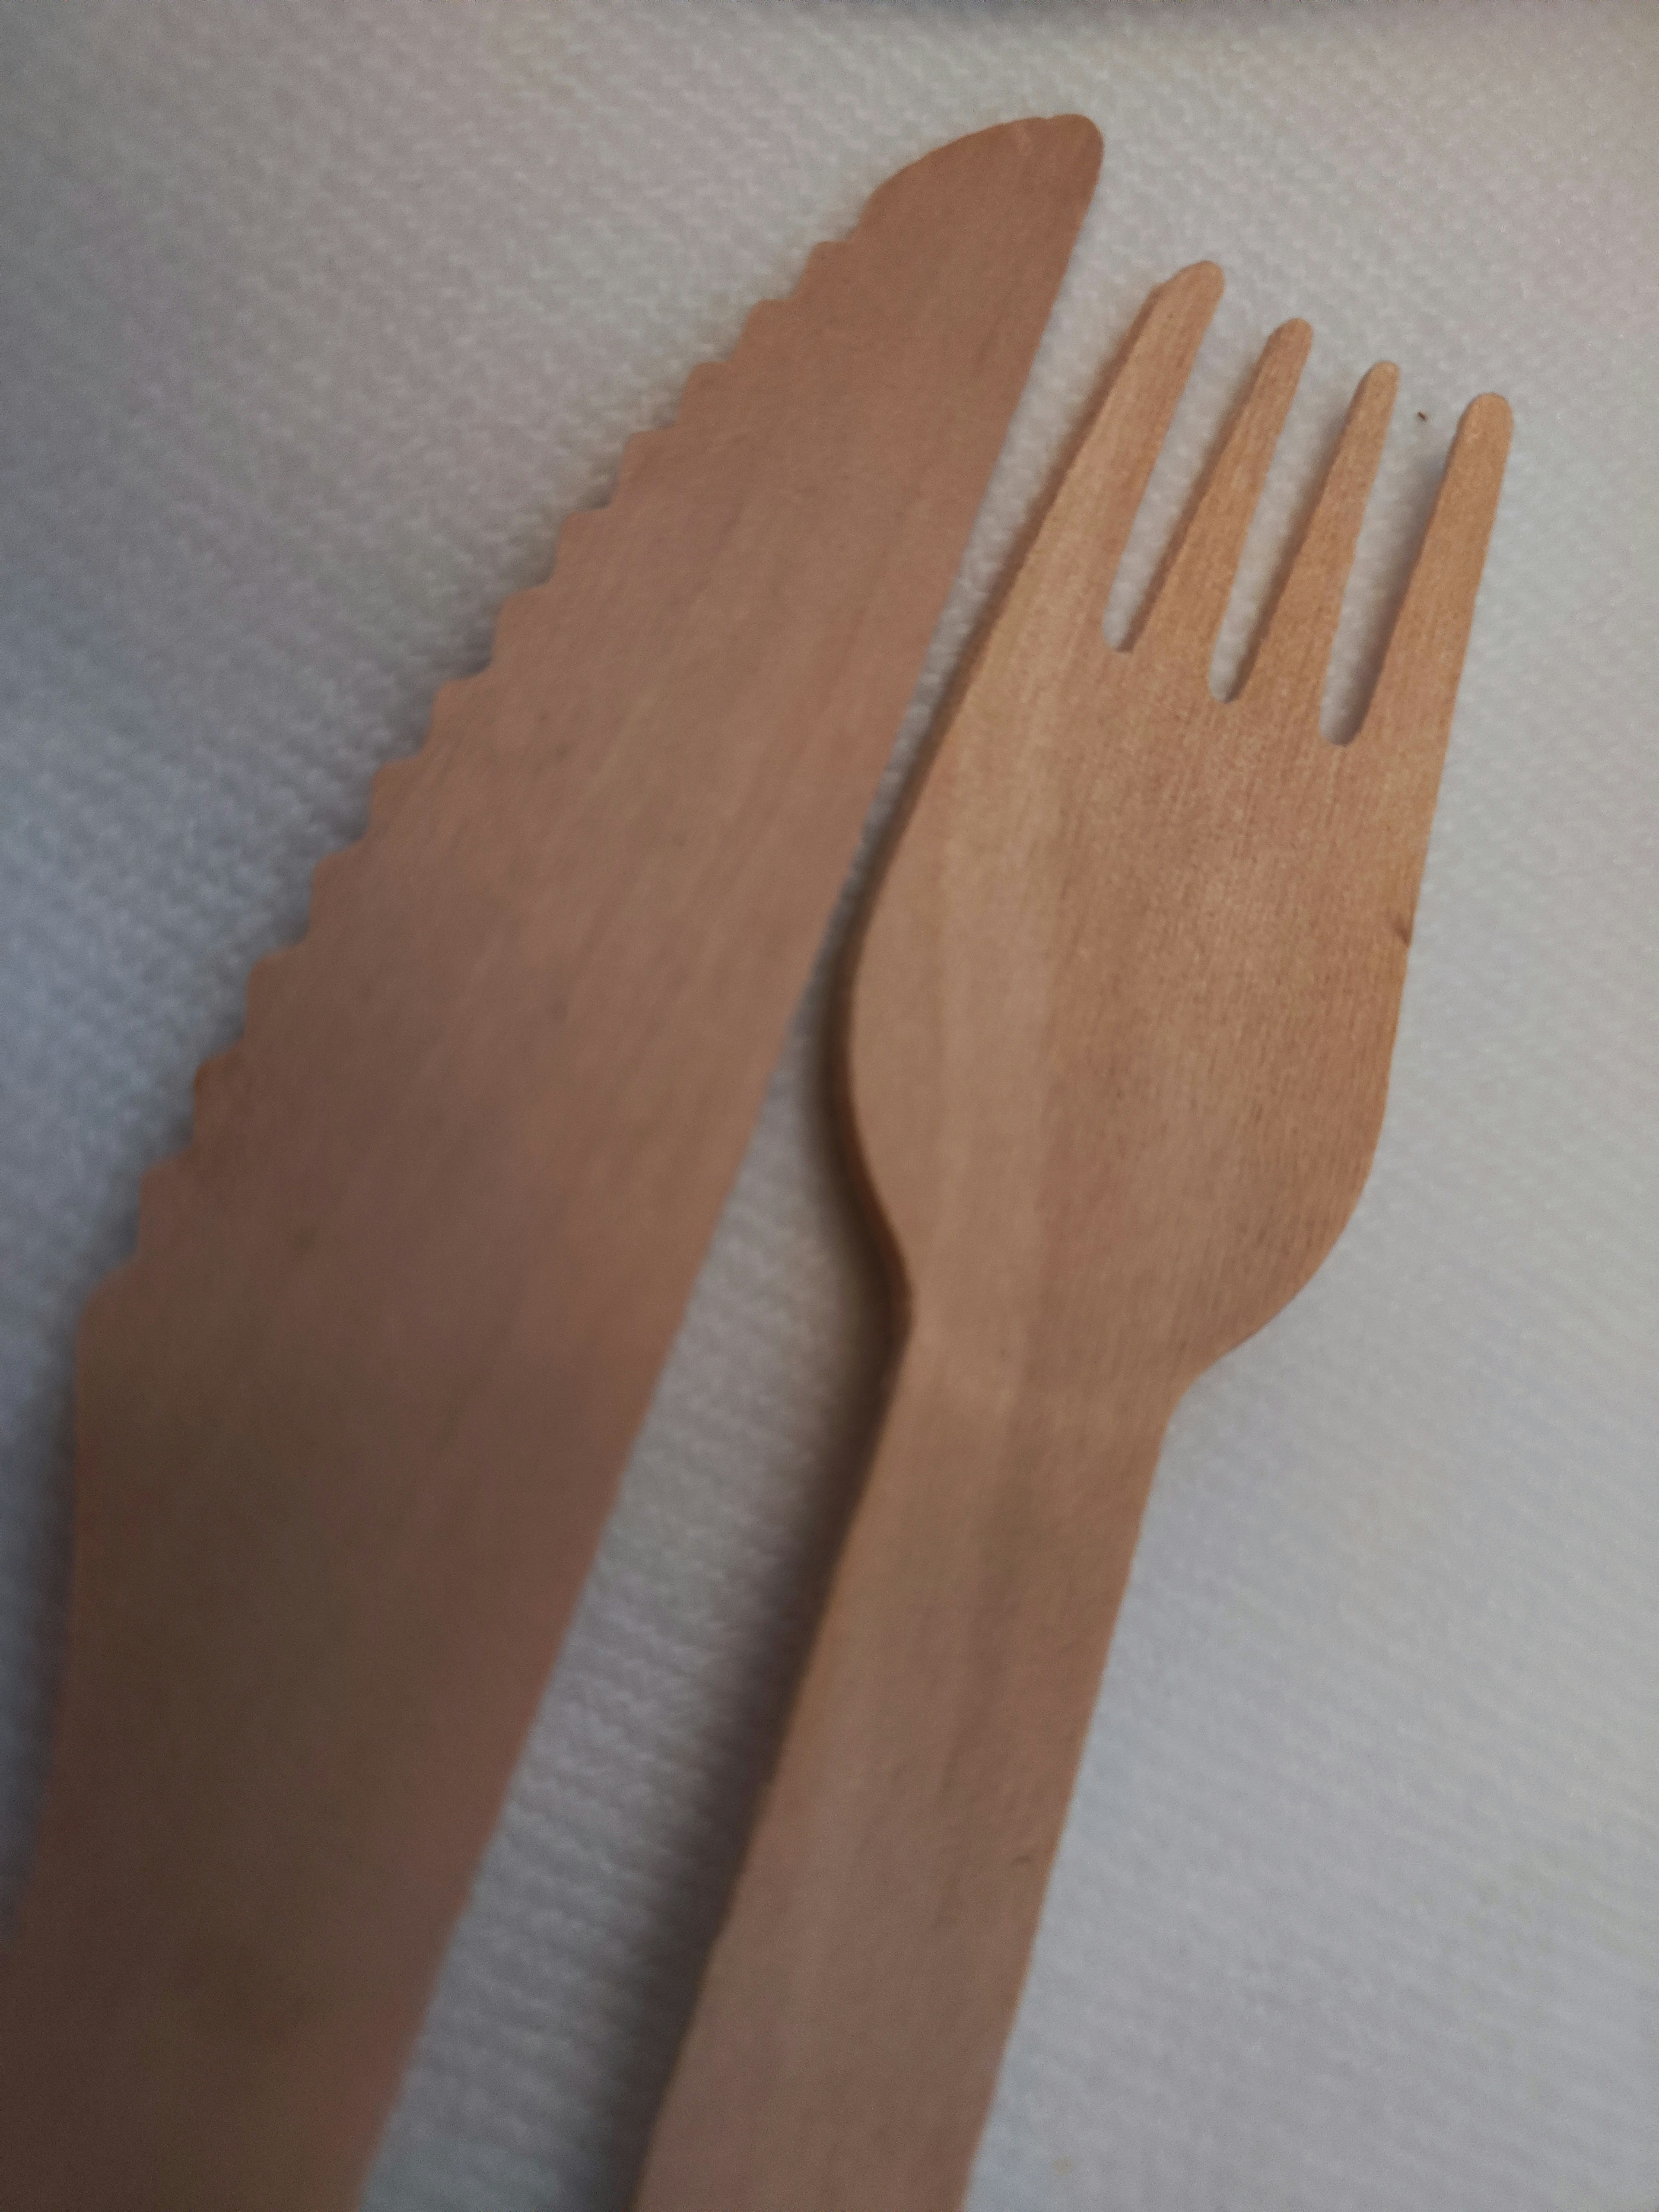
2;3;1656;2208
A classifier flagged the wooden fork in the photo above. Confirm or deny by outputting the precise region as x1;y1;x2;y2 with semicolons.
634;263;1511;2212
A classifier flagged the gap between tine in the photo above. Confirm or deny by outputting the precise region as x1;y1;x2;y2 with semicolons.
1007;262;1224;671
1240;360;1398;728
1135;318;1313;680
1348;392;1513;864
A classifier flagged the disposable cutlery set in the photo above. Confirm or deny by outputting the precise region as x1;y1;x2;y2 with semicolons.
0;118;1508;2210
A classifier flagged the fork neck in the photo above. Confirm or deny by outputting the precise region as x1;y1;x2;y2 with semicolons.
897;1283;1182;1460
888;1304;1176;1563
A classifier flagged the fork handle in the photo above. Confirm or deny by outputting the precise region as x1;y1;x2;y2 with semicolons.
633;1322;1167;2212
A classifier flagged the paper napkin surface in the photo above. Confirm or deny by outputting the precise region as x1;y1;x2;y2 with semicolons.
2;4;1656;2208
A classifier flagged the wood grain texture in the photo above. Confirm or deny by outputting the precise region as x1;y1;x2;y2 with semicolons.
636;264;1511;2212
0;118;1102;2212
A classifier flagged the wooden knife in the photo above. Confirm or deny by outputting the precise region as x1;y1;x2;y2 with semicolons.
0;117;1102;2212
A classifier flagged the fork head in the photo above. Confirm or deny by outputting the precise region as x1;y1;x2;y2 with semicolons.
844;264;1510;1419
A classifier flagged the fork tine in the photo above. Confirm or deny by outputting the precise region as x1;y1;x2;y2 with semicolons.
1137;318;1312;673
1239;361;1397;719
1348;394;1512;864
1003;262;1224;666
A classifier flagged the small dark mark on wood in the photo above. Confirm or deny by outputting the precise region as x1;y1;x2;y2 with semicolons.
1417;410;1427;421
